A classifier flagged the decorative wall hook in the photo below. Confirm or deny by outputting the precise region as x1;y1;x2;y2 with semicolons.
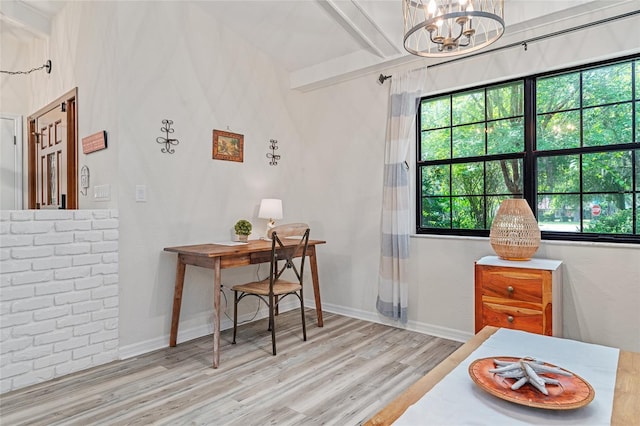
267;139;280;166
80;166;90;196
156;119;179;154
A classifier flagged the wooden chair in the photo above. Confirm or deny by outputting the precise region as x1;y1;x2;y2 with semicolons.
232;223;310;355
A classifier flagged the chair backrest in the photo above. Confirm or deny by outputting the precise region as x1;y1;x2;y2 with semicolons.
268;223;310;289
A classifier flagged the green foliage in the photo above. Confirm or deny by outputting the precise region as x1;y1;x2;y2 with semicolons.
234;219;252;235
584;209;633;234
418;57;639;237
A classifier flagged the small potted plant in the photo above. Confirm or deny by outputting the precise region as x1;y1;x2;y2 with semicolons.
234;219;252;242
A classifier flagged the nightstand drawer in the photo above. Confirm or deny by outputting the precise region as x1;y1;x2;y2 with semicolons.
480;270;543;303
482;302;543;334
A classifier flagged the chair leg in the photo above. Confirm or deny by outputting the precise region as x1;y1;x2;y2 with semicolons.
300;294;307;342
270;294;276;355
232;291;238;344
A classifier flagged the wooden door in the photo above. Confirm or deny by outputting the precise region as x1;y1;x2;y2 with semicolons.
28;88;77;209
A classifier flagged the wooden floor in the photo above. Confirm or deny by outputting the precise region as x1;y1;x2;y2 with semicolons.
0;310;462;426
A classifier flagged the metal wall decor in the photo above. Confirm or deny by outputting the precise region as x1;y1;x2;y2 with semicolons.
267;139;280;166
156;119;179;154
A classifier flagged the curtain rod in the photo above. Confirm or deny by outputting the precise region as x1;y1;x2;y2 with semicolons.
378;9;640;83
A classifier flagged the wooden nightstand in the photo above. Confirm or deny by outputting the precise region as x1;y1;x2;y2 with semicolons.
474;256;563;336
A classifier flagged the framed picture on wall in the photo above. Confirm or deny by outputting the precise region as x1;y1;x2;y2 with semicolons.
212;129;244;162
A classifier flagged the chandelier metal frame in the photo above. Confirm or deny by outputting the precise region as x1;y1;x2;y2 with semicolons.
403;0;505;58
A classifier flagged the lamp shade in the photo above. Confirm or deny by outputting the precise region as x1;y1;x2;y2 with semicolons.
258;199;283;220
489;199;541;261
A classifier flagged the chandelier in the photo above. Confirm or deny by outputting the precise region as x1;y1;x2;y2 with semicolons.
403;0;505;57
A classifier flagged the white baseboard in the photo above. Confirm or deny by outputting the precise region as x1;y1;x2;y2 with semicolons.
307;299;473;343
119;299;299;360
120;298;473;360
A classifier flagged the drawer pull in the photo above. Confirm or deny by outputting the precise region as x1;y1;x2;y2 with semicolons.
507;286;514;294
507;316;514;323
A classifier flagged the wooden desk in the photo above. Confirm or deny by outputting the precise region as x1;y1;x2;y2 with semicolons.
365;326;640;425
164;239;326;368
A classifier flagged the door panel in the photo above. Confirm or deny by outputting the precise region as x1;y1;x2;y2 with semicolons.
28;88;77;209
36;107;67;208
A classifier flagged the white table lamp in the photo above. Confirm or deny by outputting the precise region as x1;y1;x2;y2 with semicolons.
258;198;283;238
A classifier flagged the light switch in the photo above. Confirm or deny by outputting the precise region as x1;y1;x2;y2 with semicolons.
135;185;147;202
94;184;111;201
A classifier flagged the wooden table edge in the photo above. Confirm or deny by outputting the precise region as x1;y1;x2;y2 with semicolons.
364;326;639;426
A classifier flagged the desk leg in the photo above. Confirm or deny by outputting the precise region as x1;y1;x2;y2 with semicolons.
212;257;221;368
170;256;186;347
308;246;323;327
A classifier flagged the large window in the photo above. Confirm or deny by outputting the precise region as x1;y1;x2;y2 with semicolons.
416;56;639;243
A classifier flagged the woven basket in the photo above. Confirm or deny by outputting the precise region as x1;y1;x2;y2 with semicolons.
489;199;541;261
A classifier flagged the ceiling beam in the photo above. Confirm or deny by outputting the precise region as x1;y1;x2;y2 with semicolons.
0;0;51;38
315;0;400;59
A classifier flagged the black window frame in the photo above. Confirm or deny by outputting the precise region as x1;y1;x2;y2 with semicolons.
415;54;639;244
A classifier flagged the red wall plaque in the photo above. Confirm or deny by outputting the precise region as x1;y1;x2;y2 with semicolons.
82;131;107;154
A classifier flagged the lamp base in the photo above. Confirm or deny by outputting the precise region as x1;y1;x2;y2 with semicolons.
264;220;276;240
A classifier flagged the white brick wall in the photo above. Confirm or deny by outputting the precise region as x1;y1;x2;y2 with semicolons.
0;209;119;394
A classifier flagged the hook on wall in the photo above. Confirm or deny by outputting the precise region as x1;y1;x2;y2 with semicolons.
156;119;179;154
1;59;51;75
267;139;280;166
378;74;392;85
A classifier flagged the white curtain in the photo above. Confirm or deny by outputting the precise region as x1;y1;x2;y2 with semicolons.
376;69;426;323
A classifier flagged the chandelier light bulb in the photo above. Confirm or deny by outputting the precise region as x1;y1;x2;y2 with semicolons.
428;0;437;16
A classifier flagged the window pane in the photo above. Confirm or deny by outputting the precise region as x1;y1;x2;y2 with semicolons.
421;128;450;161
417;57;638;242
536;110;580;150
486;159;523;195
634;102;640;143
488;117;524;154
583;151;633;193
636;60;639;100
487;82;523;120
537;195;581;232
537;72;580;114
636;194;639;235
453;124;484;158
422;165;450;196
452;196;484;229
421;197;450;228
452;162;484;196
453;90;484;125
583;62;632;107
583;194;633;234
537;155;579;193
636;149;640;191
583;103;633;147
421;96;450;130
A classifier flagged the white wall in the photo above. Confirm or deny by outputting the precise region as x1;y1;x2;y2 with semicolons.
1;0;638;383
0;31;29;116
286;12;640;352
12;1;310;356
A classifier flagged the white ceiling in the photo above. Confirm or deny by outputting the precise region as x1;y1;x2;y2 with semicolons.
1;0;638;90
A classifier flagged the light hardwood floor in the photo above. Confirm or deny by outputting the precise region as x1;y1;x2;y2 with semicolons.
0;310;462;425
